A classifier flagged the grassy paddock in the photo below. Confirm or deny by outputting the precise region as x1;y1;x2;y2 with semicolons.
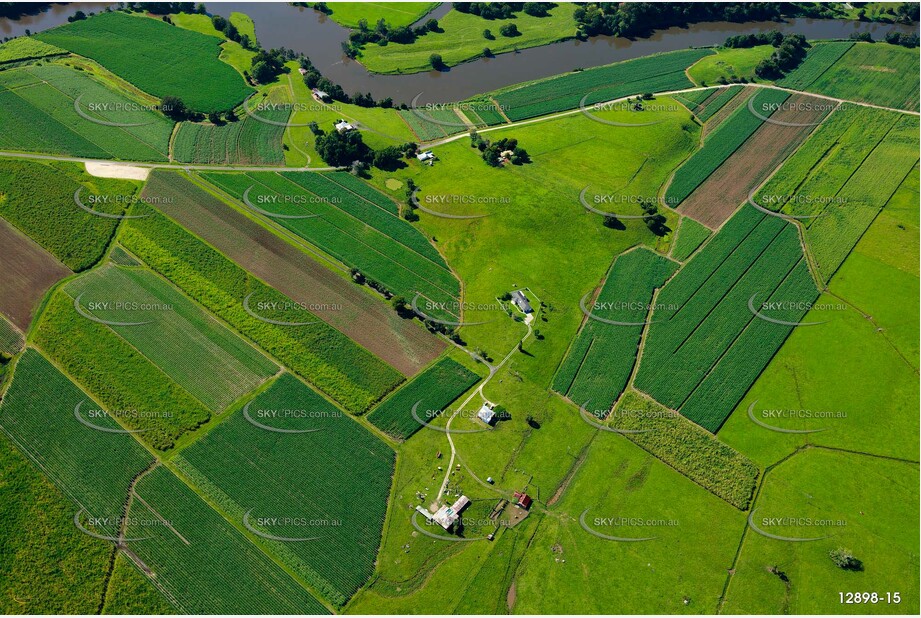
36;11;253;112
357;6;576;74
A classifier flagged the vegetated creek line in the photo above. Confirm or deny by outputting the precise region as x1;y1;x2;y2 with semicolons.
3;3;915;105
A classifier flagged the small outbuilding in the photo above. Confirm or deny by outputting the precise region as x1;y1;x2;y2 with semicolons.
477;403;496;427
514;491;532;510
311;88;330;101
416;150;435;162
334;120;354;133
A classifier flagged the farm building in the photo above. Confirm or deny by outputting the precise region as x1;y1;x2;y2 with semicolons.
311;88;330;101
334;120;354;133
514;491;532;510
416;150;435;161
421;495;471;531
511;290;532;314
477;403;496;426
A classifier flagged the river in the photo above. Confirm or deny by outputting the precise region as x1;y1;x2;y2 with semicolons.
2;2;915;104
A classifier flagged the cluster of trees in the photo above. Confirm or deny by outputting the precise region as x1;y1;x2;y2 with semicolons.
884;30;920;47
854;2;919;23
453;2;555;20
573;3;784;38
342;16;440;57
469;132;530;166
249;47;297;84
603;201;667;236
751;33;809;79
211;14;253;50
313;125;417;171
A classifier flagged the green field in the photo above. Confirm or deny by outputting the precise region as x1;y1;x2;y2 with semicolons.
723;449;919;614
493;48;713;121
665;88;790;205
0;428;112;613
0;349;153;535
787;42;920;111
63;264;278;412
101;554;176;615
119;182;404;413
324;2;439;28
177;373;394;607
200;171;461;321
718;167;920;468
123;466;329;614
0;159;138;271
553;248;677;414
367;358;480;440
510;428;747;613
0;314;24;356
635;207;819;432
33;288;213;451
777;41;854;90
398;108;467;141
173;86;290;165
671;216;711;261
357;6;576;74
0;63;173;160
687;45;774;85
36;11;253;113
757;106;919;282
0;36;66;63
609;391;759;509
696;85;743;122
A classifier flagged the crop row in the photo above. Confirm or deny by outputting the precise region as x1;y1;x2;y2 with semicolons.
177;374;394;606
673;88;716;109
679;259;818;431
494;49;712;121
0;349;153;534
368;358;480;440
755;106;895;220
459;100;507;126
282;171;445;264
805;42;920;111
173;116;286;166
0;64;172;161
0;314;23;355
671;217;711;261
36;11;253;113
807;114;920;281
0;36;66;63
636;209;816;431
66;264;278;413
666;88;789;205
0;159;137;271
120;197;404;413
611;391;759;509
202;172;460;320
777;41;853;91
125;466;329;614
33;288;212;450
696;86;742;122
553;248;678;414
645;224;802;411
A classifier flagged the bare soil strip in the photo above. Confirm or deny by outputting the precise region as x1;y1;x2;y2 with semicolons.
144;174;445;376
681;93;831;229
0;217;71;330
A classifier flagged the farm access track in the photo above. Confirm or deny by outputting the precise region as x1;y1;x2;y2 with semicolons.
0;82;917;173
